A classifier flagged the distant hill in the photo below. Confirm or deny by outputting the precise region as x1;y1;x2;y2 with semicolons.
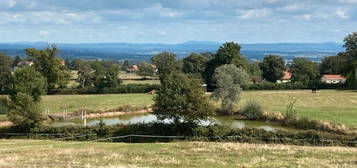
0;41;344;62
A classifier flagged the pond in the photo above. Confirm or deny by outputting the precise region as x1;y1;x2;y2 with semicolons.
50;113;298;132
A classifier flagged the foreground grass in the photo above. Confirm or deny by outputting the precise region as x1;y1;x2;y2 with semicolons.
0;139;356;168
237;90;357;127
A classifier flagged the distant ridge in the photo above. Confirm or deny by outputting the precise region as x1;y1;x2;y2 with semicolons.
0;41;344;62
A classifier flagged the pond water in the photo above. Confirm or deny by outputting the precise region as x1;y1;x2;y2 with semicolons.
50;113;298;132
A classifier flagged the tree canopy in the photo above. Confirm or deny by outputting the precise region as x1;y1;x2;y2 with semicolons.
153;73;214;124
136;62;155;79
25;46;70;92
182;53;208;77
212;64;249;114
259;55;285;82
290;58;319;85
151;52;177;77
0;53;13;93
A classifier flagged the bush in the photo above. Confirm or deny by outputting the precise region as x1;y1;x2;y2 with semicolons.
55;84;160;94
242;82;347;90
241;100;264;120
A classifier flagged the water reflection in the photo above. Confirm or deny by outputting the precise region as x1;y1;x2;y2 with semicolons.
50;113;297;132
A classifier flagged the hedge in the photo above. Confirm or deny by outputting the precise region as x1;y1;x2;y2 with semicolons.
54;84;160;94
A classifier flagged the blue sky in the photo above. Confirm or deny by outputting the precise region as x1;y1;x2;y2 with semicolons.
0;0;356;43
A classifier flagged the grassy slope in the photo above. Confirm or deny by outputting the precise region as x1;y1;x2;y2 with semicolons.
238;90;357;126
0;139;356;168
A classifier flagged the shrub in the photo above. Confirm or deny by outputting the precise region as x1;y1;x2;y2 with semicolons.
241;100;264;120
285;97;298;119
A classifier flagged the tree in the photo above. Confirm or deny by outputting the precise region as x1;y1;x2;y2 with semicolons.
153;73;214;124
203;42;248;89
343;32;357;89
25;45;70;92
77;61;94;88
212;64;249;115
150;52;178;77
121;60;130;71
259;55;285;82
91;61;122;91
182;53;208;77
136;62;155;79
12;55;21;68
7;93;44;130
247;62;262;83
9;66;47;102
320;53;350;75
0;53;13;93
290;58;320;85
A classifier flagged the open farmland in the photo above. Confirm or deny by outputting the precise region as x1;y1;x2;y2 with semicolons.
1;90;357;126
0;139;356;168
237;90;357;127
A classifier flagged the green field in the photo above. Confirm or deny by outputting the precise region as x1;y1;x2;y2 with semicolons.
41;93;154;114
1;90;357;126
237;90;357;126
0;139;356;168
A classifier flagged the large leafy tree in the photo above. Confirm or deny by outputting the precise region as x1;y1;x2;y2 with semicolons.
153;73;214;124
247;62;262;83
151;52;177;77
290;58;319;85
9;66;47;102
0;53;13;93
259;55;285;82
25;46;70;92
77;61;94;88
182;53;208;78
204;42;248;89
320;53;350;75
343;32;357;89
136;62;155;79
91;61;122;91
212;64;249;115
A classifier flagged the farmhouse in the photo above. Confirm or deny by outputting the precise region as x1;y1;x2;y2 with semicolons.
321;75;346;84
129;65;139;72
276;71;292;83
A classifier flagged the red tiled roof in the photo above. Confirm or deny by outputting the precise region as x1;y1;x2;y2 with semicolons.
282;71;292;80
322;75;345;79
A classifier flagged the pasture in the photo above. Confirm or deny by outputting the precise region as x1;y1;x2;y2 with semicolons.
0;139;356;168
238;90;357;127
1;90;357;127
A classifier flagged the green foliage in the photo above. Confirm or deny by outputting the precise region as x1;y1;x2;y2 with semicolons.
290;57;320;85
12;55;21;68
242;82;308;90
25;46;71;92
9;66;47;101
182;53;208;77
212;64;249;114
204;42;248;88
7;93;44;131
319;53;351;76
247;62;262;83
150;52;178;77
343;32;357;89
242;100;264;120
121;60;130;71
259;55;285;82
77;61;94;89
0;97;10;115
91;61;122;91
0;53;13;93
136;62;155;79
153;73;214;124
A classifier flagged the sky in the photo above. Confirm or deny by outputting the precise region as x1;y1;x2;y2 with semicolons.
0;0;356;44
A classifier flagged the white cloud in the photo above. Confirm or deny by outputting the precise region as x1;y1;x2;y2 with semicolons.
8;0;16;8
39;30;50;37
240;9;269;19
336;9;349;19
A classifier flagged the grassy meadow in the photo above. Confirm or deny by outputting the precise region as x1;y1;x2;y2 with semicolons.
1;90;357;127
0;139;356;168
237;90;357;127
